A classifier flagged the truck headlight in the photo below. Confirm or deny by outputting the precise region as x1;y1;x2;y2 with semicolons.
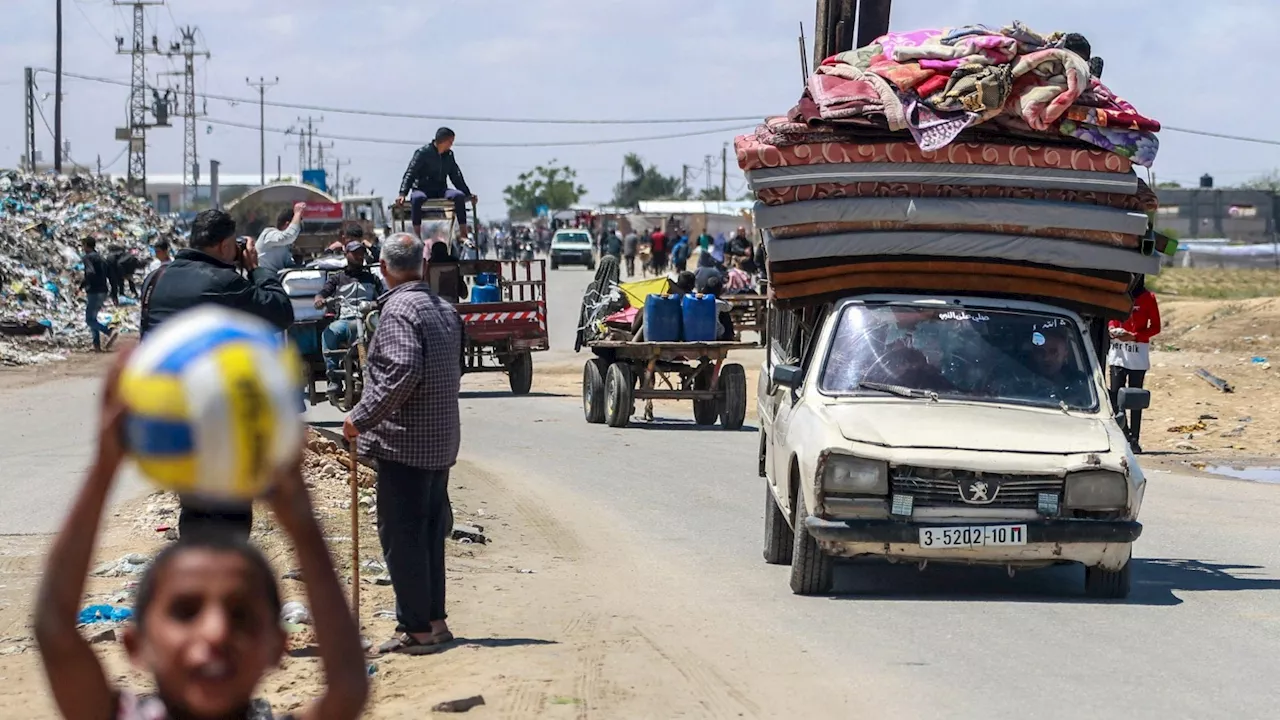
820;453;888;496
1064;471;1128;510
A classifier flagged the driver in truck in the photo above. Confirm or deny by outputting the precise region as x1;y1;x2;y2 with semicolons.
313;237;385;402
396;127;476;243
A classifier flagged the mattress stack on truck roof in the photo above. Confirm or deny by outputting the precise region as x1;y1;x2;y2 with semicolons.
738;21;1169;318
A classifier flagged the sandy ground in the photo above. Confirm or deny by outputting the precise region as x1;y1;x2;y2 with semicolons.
1;292;1278;717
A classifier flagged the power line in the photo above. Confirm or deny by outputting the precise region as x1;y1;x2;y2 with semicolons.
71;0;113;47
1163;126;1280;148
204;116;752;148
53;70;762;125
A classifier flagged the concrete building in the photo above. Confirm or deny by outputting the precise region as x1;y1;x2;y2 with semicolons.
1154;175;1279;245
144;173;266;214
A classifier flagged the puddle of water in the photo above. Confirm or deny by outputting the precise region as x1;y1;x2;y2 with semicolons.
1205;465;1280;485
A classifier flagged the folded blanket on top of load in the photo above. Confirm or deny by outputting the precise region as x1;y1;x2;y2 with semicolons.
786;21;1161;166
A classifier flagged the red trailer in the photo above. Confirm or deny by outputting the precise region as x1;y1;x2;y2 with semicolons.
437;259;549;395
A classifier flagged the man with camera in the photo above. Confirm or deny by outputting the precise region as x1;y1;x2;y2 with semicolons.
139;208;295;540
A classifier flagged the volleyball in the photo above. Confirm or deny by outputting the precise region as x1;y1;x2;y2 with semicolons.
119;306;303;501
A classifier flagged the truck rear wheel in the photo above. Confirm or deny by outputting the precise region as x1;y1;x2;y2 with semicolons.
718;364;747;431
604;363;635;428
582;358;608;424
1085;558;1132;600
507;351;533;395
763;481;794;565
789;495;833;595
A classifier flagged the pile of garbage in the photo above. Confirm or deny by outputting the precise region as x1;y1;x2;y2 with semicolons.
0;170;180;364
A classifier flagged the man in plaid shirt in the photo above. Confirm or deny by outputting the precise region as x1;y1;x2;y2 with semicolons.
343;232;463;655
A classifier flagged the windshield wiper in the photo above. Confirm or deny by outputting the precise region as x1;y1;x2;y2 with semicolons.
858;381;938;401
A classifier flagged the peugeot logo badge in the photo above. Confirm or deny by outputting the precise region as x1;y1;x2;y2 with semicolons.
958;476;1000;505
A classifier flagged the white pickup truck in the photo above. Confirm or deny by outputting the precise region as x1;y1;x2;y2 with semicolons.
758;294;1147;598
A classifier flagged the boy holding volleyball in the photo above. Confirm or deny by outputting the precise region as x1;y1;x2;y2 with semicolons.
34;353;369;720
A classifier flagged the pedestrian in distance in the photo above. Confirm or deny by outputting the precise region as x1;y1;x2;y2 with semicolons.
147;238;173;276
622;229;639;278
1108;275;1161;454
605;229;623;261
396;127;477;242
343;233;464;656
256;202;307;275
139;208;294;542
78;237;118;352
34;353;369;720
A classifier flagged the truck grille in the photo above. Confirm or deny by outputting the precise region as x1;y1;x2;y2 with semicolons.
891;466;1063;510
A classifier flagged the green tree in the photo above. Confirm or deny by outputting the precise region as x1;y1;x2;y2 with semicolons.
695;187;726;201
612;153;683;207
1238;170;1280;192
1155;181;1183;189
503;161;588;217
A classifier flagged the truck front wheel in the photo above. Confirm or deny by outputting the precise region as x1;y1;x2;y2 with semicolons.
763;481;793;565
789;494;833;595
1085;558;1132;600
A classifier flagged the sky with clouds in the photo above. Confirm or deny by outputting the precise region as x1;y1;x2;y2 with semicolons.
5;0;1280;219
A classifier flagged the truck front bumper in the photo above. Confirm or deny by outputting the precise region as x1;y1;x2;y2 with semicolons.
804;517;1141;570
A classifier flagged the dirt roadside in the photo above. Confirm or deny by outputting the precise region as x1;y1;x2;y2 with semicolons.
0;427;845;719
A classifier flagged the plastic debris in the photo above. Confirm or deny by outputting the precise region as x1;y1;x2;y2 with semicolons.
78;604;133;624
0;170;182;364
432;696;486;713
280;601;311;625
451;524;487;545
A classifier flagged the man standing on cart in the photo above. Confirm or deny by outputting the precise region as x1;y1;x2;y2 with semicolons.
396;127;476;244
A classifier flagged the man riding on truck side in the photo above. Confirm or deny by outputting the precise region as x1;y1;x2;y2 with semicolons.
396;127;477;243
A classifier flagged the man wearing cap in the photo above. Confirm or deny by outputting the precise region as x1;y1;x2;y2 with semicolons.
314;235;385;402
396;127;476;243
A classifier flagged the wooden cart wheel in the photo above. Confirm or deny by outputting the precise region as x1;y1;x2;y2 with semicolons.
583;358;609;424
692;366;718;426
718;363;747;431
604;363;635;428
507;351;533;395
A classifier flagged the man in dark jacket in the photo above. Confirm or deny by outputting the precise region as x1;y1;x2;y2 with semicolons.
78;237;116;351
141;208;294;337
396;127;475;243
139;208;295;542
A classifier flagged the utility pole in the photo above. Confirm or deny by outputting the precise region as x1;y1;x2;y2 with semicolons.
334;157;351;199
24;68;36;171
721;143;728;201
245;76;278;186
114;0;166;198
681;164;689;198
163;26;210;211
296;116;323;168
704;155;713;195
54;0;63;173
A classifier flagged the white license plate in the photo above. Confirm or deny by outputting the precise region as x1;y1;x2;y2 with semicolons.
918;525;1028;549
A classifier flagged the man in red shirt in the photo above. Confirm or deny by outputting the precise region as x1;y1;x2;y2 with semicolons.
1106;276;1161;453
650;228;668;275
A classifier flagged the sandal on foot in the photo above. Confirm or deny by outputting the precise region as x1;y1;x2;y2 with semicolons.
376;632;448;656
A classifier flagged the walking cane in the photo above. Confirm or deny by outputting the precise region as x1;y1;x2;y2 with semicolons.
348;438;360;619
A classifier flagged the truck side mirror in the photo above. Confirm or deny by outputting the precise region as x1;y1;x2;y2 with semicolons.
772;363;803;390
1117;387;1151;411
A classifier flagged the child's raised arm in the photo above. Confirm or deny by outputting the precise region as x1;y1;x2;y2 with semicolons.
34;354;130;720
267;458;369;720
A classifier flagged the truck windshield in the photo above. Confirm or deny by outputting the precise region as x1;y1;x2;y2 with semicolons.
818;304;1098;412
556;233;591;245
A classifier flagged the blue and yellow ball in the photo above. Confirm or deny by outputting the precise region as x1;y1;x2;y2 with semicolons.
119;306;304;501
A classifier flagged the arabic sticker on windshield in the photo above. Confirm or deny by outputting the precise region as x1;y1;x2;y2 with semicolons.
1032;331;1046;346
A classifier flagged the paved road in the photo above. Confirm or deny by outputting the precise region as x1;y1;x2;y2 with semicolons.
311;264;1280;718
5;263;1277;716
